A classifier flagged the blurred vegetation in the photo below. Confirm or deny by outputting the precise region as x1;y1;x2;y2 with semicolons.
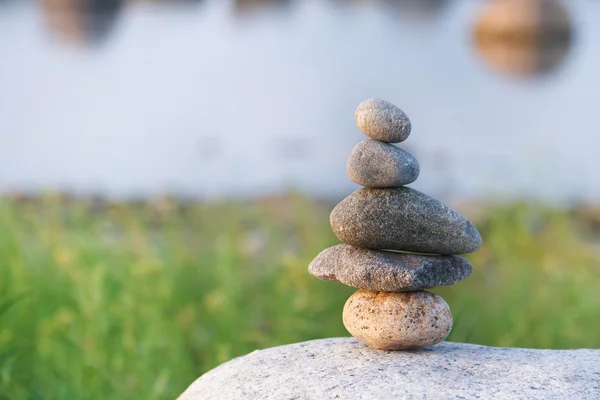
0;193;599;399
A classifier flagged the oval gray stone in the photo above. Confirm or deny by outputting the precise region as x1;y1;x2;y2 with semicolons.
309;244;472;292
178;338;600;400
355;99;412;143
330;187;482;255
347;139;420;188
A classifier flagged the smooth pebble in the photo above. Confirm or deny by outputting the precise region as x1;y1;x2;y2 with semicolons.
347;139;420;188
355;99;412;143
342;289;453;350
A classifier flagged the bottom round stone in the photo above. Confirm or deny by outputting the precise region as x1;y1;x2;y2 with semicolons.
342;289;452;350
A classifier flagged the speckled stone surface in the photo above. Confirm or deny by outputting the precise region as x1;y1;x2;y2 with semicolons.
355;99;412;143
309;244;472;292
343;290;452;350
178;338;600;400
330;187;482;255
347;139;419;188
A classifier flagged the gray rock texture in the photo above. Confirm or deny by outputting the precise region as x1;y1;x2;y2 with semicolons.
178;338;600;400
309;244;472;292
355;99;412;143
330;187;482;255
343;290;452;350
347;139;420;188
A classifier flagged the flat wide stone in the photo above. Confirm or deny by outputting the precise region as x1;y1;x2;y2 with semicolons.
347;139;420;188
178;338;600;400
309;244;472;291
330;187;482;255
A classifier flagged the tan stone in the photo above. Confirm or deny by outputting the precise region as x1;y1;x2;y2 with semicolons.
342;290;452;350
472;0;573;77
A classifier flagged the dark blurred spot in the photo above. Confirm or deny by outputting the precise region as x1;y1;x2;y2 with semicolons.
331;0;449;21
233;0;291;17
384;0;449;19
472;0;574;78
40;0;123;47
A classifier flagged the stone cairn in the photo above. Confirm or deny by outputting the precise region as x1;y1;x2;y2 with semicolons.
309;99;482;350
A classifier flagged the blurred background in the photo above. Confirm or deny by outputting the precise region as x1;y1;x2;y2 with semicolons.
0;0;599;399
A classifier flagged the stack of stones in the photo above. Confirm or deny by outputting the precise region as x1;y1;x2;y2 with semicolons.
309;99;482;350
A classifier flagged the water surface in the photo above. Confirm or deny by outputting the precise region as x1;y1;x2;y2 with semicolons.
1;0;598;202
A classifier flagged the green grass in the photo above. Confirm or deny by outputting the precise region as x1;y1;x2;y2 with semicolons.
0;194;599;399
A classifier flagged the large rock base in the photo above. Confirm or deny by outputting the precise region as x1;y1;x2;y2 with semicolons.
178;338;600;400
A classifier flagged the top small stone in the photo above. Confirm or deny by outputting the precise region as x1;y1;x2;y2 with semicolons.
355;99;411;143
